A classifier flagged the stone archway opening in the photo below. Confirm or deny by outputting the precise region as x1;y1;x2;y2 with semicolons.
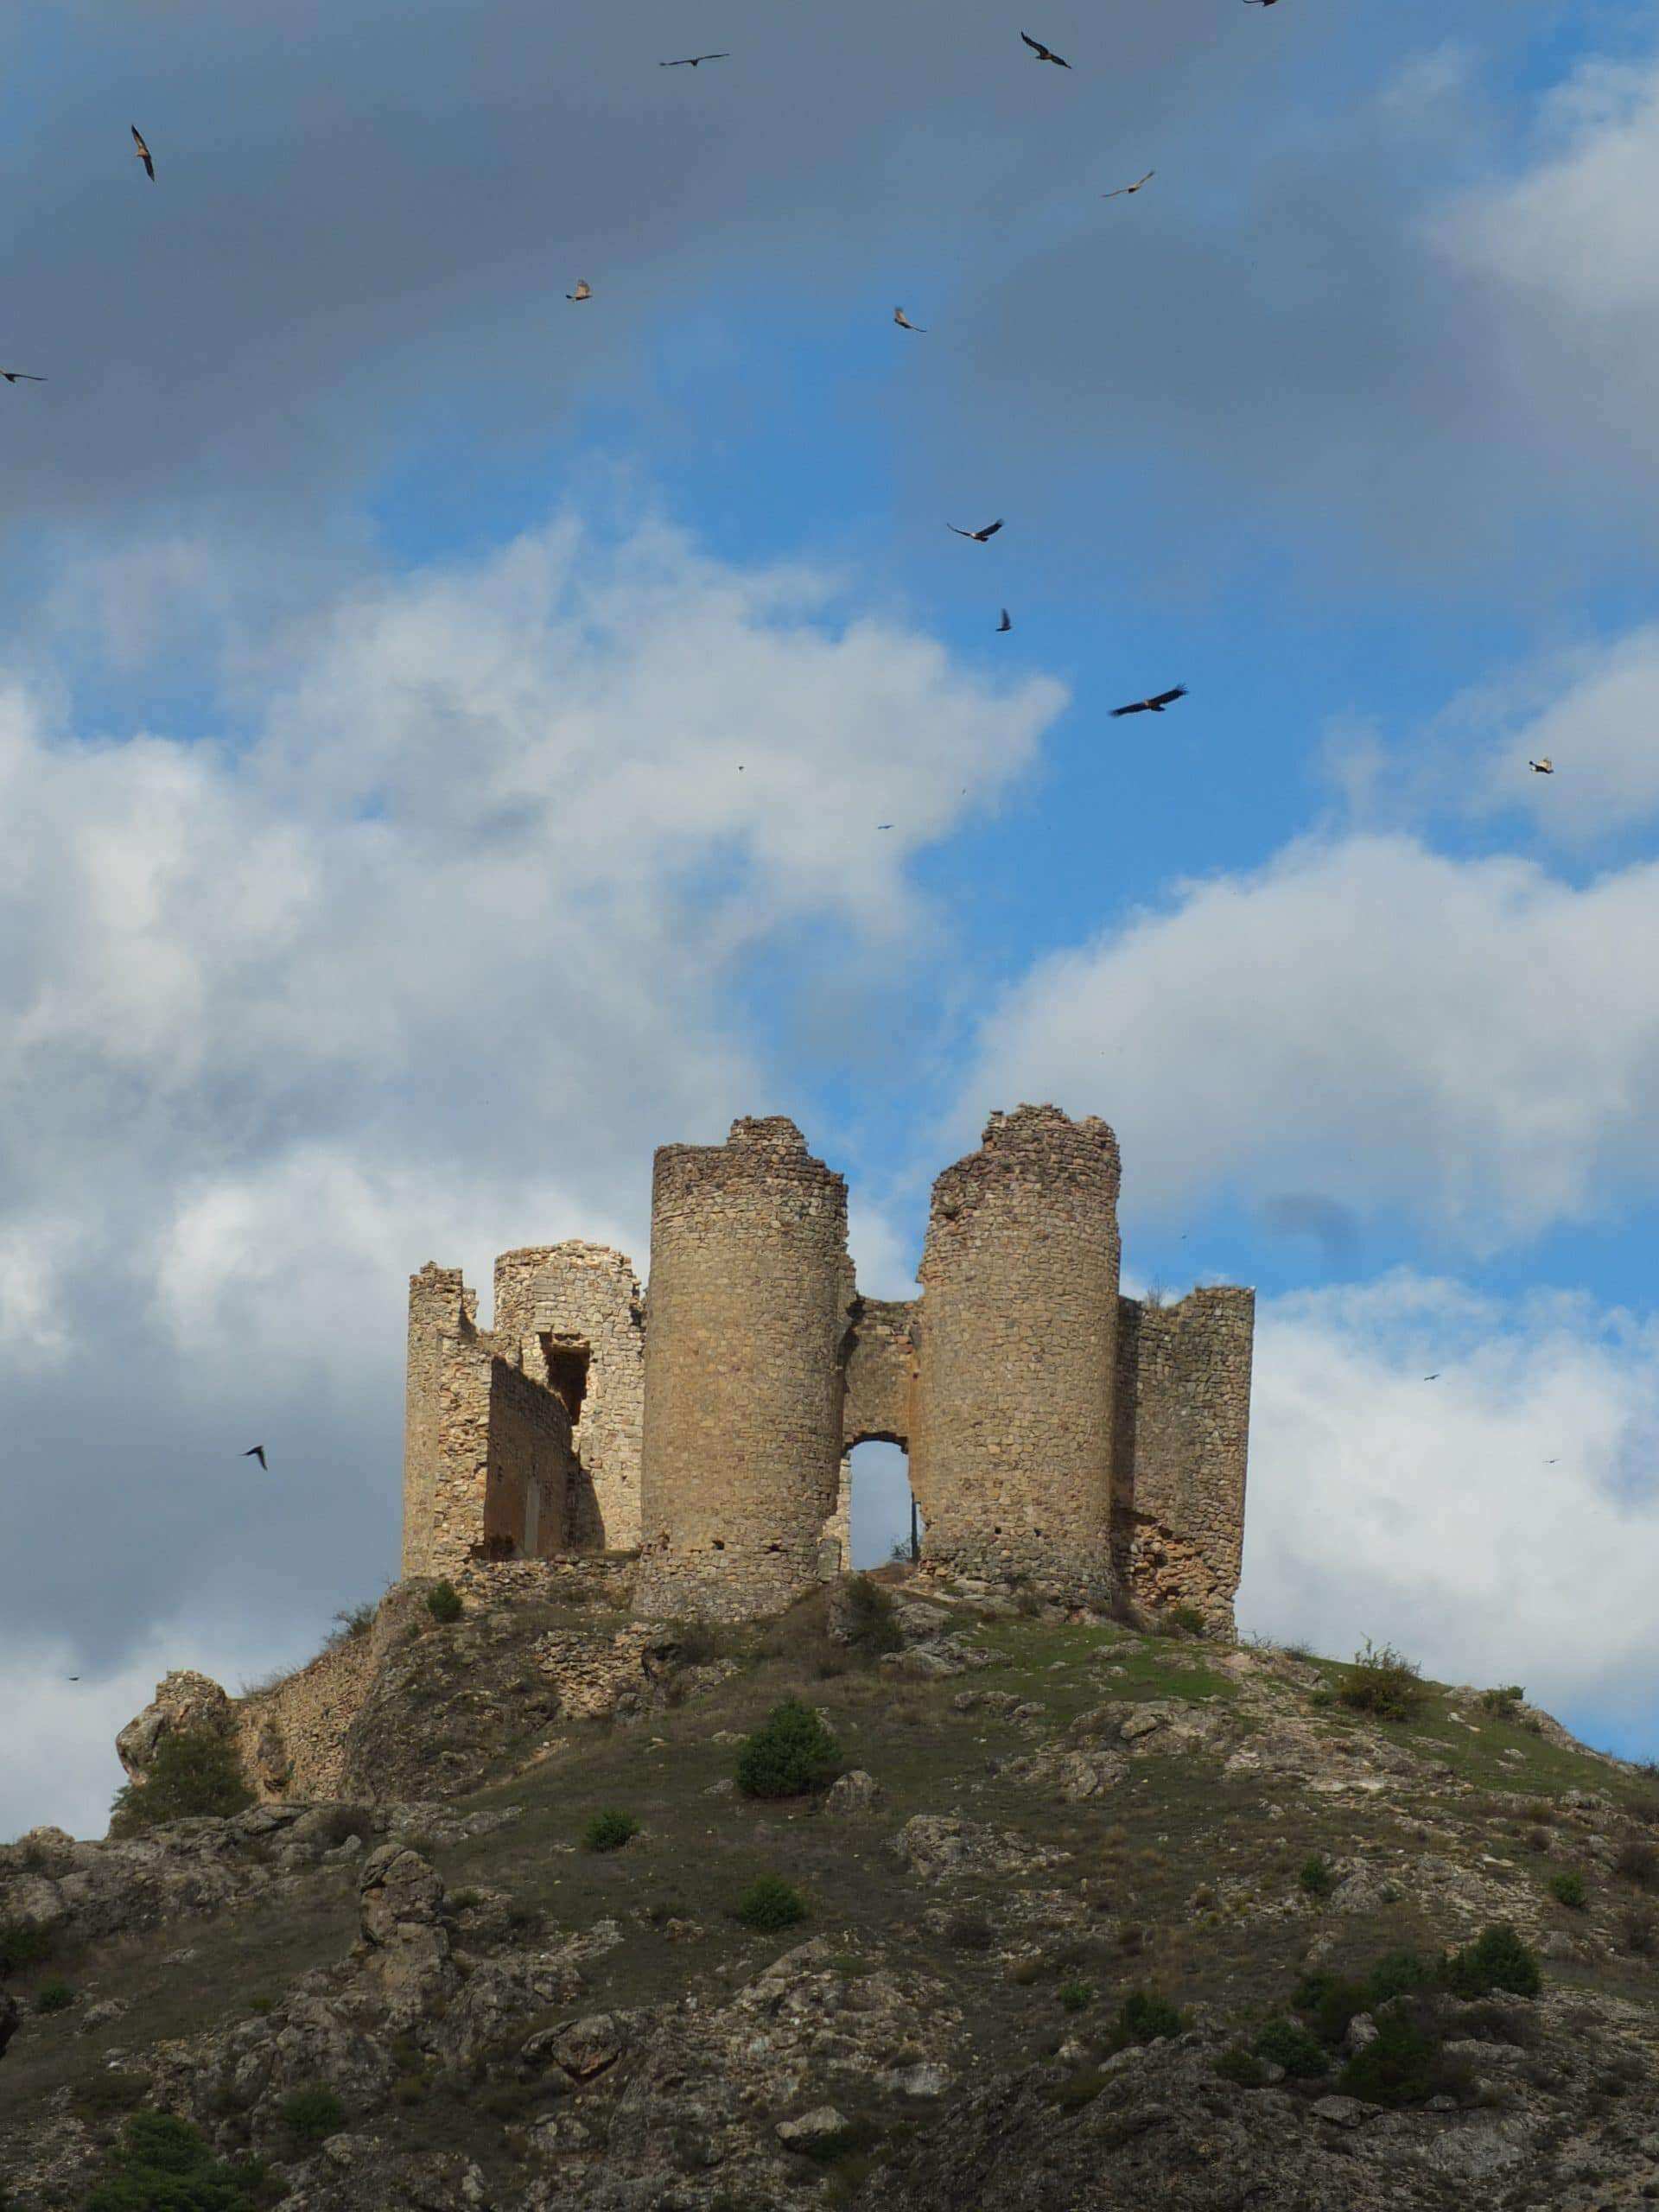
844;1438;923;1573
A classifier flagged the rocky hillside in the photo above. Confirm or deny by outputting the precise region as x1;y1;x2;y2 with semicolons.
3;1575;1658;2211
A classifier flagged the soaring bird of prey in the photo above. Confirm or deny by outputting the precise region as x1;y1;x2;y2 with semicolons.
997;608;1012;632
131;124;155;180
893;307;926;332
567;280;592;302
0;372;45;385
949;518;1003;543
877;823;893;830
1103;171;1155;198
660;52;729;67
1110;683;1187;716
1423;1374;1440;1382
244;1445;268;1469
1021;31;1071;67
1243;1;1281;8
1529;757;1554;774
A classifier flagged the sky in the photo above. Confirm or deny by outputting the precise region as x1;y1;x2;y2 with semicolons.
4;0;1659;1839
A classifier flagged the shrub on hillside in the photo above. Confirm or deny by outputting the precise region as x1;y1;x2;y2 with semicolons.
85;2111;268;2212
328;1599;378;1646
1058;1981;1093;2013
1477;1685;1526;1716
1337;2003;1453;2108
1440;1923;1542;1999
840;1575;902;1657
425;1580;463;1624
1292;1972;1370;2049
735;1875;809;1931
1115;1991;1186;2046
735;1698;842;1800
1618;1908;1656;1956
1337;1639;1426;1722
1614;1840;1659;1891
0;1916;56;1975
35;1980;74;2015
1364;1948;1435;2005
1252;2017;1330;2077
1298;1854;1335;1898
108;1727;255;1835
1549;1870;1588;1910
277;2086;345;2144
1164;1605;1207;1638
582;1810;639;1854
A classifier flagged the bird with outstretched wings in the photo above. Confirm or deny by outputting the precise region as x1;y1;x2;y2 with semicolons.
1529;758;1554;774
567;280;592;302
131;124;155;180
244;1445;268;1469
949;518;1003;543
1103;171;1154;199
660;53;729;67
893;308;926;332
1021;31;1071;67
997;608;1012;632
0;372;45;385
1110;684;1187;716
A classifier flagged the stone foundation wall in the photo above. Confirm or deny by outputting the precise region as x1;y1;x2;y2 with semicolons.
1112;1287;1255;1626
237;1586;430;1802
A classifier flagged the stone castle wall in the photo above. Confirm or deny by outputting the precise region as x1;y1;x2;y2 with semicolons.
911;1107;1122;1604
492;1243;645;1551
634;1117;850;1621
401;1103;1255;1629
1112;1287;1255;1627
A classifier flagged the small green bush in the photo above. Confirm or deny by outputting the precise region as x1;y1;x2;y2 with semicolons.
425;1580;463;1624
1618;1908;1656;1956
1338;1639;1427;1722
85;2111;267;2212
840;1575;903;1656
734;1698;842;1800
1292;1972;1370;2048
1478;1685;1526;1715
1365;1948;1435;2005
1614;1840;1659;1891
277;2085;346;2143
1299;1854;1336;1898
0;1916;55;1974
1214;2047;1267;2087
1441;1923;1543;1999
946;1912;995;1952
1549;1870;1588;1910
1337;2005;1446;2108
1058;1981;1093;2013
35;1979;74;2014
583;1809;639;1854
108;1726;255;1834
1049;2065;1106;2112
735;1875;809;1931
328;1599;378;1646
1116;1990;1186;2045
1252;2017;1330;2077
1165;1604;1207;1638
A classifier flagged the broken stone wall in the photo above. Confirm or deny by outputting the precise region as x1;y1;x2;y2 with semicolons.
1112;1287;1255;1626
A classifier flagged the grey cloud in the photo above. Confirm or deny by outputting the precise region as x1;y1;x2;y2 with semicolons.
1259;1192;1361;1271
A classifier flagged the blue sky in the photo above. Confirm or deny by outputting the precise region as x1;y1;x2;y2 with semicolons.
3;0;1659;1835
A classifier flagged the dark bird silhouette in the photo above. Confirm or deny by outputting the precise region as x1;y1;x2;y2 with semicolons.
1423;1374;1440;1382
1110;683;1187;717
1103;171;1154;198
1021;31;1071;67
0;372;45;384
893;307;926;332
68;1675;80;1682
1529;757;1554;774
131;124;155;180
566;280;592;302
949;518;1003;543
244;1445;268;1469
660;52;729;66
997;608;1012;632
1243;1;1281;8
877;823;893;830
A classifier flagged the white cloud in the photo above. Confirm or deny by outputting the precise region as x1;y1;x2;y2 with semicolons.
960;830;1659;1253
1241;1270;1659;1752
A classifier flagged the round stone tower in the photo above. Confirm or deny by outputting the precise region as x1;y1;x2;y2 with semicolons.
634;1116;850;1621
912;1104;1122;1602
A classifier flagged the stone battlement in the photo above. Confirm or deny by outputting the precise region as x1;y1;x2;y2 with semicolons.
402;1107;1255;1626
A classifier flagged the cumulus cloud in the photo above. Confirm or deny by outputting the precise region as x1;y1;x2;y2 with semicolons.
960;830;1659;1252
1241;1270;1659;1748
0;508;1060;1837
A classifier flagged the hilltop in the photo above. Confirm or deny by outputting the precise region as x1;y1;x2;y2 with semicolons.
3;1573;1657;2211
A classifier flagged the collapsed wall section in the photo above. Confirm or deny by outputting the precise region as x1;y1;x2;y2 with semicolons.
912;1105;1121;1601
493;1242;645;1550
1112;1287;1255;1627
634;1116;849;1621
403;1264;575;1579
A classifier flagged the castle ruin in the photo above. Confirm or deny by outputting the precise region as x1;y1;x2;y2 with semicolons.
403;1106;1255;1626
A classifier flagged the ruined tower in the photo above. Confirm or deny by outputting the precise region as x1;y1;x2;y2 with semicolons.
633;1116;850;1620
911;1105;1122;1602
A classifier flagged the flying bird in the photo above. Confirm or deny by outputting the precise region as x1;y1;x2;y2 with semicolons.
997;608;1012;632
893;308;926;332
0;372;45;385
67;1675;80;1682
1243;1;1281;7
1103;171;1155;199
131;124;155;180
660;53;729;67
1110;683;1188;717
243;1445;268;1469
949;518;1003;543
567;280;592;302
1423;1374;1440;1382
877;823;893;830
1020;31;1071;67
1529;758;1554;774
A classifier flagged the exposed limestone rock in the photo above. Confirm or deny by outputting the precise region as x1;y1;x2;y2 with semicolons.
115;1670;235;1779
354;1845;455;2025
776;2103;850;2151
823;1769;886;1815
887;1815;1067;1883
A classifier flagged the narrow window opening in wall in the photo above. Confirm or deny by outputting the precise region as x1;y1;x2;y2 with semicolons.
712;1539;725;1551
541;1338;590;1424
847;1440;923;1571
